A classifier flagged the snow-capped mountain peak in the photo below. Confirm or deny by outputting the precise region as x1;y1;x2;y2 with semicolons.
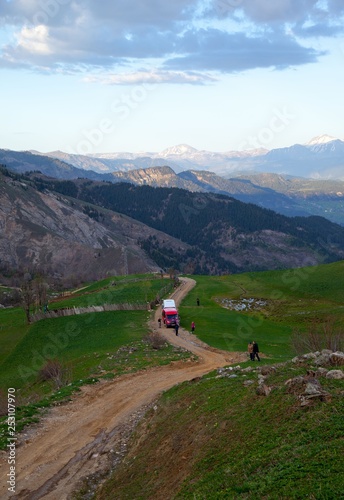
305;134;337;146
159;144;199;157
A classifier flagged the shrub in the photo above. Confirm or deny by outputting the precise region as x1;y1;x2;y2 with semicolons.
38;359;72;389
144;332;166;350
291;317;344;355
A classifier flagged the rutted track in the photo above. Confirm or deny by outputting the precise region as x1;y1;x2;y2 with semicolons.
0;278;246;499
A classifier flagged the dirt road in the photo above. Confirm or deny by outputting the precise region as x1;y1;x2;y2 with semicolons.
0;278;246;499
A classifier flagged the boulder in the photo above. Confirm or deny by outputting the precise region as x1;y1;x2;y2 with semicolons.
256;384;271;396
302;352;317;360
316;367;328;377
326;370;344;380
314;353;331;366
259;366;276;376
243;380;254;386
304;381;322;396
321;349;333;355
241;367;254;373
329;352;344;366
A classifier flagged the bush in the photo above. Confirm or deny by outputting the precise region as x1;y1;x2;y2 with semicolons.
291;317;344;355
38;359;72;389
144;332;166;350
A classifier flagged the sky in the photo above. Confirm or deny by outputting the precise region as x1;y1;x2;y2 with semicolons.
1;0;344;155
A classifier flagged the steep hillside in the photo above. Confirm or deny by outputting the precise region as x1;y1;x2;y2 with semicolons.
3;165;344;278
235;173;344;225
29;172;344;275
0;169;190;281
111;166;201;190
97;353;344;499
109;167;344;223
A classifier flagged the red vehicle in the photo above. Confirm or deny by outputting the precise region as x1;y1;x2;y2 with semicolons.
162;299;179;328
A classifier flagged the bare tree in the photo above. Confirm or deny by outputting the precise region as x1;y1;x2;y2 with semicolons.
33;274;49;312
21;273;34;324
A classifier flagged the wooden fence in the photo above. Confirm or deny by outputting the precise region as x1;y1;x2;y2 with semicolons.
30;302;148;323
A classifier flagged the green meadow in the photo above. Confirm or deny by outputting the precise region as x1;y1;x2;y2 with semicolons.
97;359;344;500
0;264;343;496
1;263;344;447
1;262;344;396
0;274;179;392
179;261;344;361
0;274;188;447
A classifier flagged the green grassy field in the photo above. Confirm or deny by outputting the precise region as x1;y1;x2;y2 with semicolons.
179;261;344;361
1;263;343;496
0;274;188;448
52;274;169;309
0;275;177;394
97;358;344;499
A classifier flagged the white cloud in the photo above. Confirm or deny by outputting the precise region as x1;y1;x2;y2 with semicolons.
16;25;52;55
0;0;343;78
84;69;217;85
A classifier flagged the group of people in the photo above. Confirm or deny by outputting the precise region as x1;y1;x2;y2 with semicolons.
248;341;260;361
159;300;262;360
175;320;195;336
157;316;195;337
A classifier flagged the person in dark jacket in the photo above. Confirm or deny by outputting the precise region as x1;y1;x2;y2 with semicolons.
248;342;254;361
252;341;260;361
175;322;179;336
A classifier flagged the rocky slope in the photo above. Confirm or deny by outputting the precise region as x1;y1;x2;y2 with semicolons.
0;170;189;281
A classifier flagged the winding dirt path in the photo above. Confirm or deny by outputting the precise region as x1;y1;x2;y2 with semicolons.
0;278;246;499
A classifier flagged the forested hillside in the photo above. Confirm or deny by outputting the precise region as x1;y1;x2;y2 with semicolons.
28;172;344;275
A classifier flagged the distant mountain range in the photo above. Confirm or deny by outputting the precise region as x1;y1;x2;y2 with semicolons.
30;134;344;179
1;145;344;225
0;140;344;225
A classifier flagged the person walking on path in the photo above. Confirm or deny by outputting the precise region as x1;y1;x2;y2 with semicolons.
248;342;254;361
191;321;195;333
175;317;180;336
158;318;161;328
252;341;260;361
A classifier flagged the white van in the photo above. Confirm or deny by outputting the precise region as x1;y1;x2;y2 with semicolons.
163;299;176;309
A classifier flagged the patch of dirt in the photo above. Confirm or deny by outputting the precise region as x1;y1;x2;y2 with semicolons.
0;278;246;499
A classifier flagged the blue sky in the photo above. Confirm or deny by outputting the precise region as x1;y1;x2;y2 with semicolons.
1;0;344;154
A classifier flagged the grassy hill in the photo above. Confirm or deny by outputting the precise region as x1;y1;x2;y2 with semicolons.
96;358;343;499
0;263;343;497
2;261;343;395
0;274;190;444
94;263;344;499
178;261;344;360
